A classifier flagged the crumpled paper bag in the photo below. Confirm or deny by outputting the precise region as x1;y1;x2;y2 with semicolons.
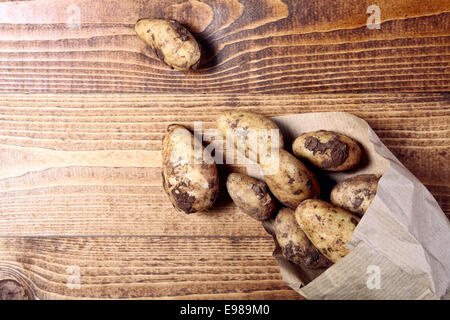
246;112;449;300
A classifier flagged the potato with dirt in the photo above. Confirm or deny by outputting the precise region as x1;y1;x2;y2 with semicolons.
217;110;284;163
295;200;360;263
331;174;380;217
226;173;276;221
274;208;332;268
161;124;219;214
292;130;361;171
261;149;320;209
135;19;201;71
217;111;319;208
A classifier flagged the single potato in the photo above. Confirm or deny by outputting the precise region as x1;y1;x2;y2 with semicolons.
274;208;333;268
331;174;380;217
292;130;361;171
226;173;276;221
262;149;320;209
162;124;219;214
135;19;201;71
295;200;360;263
217;111;284;164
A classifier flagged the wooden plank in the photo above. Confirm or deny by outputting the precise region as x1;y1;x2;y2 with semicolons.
0;236;302;299
0;0;448;93
0;0;448;300
0;93;448;238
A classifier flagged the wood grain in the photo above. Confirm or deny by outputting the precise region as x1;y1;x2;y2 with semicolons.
0;0;449;300
0;92;448;299
0;236;301;299
0;93;448;238
0;0;448;93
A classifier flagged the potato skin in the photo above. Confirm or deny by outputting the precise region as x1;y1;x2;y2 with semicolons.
226;173;276;221
135;19;201;71
217;111;284;163
331;174;380;217
162;125;219;214
292;130;361;171
274;208;332;268
262;149;320;209
295;200;360;263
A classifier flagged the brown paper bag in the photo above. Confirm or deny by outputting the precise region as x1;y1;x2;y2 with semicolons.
246;112;449;300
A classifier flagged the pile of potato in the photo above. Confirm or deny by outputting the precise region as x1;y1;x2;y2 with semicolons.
136;18;381;269
161;111;380;270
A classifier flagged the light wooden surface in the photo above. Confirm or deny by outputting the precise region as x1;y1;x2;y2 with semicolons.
0;0;449;299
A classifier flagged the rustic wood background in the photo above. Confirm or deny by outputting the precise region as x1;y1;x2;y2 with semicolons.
0;0;448;299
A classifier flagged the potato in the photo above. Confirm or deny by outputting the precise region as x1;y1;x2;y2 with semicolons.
217;111;284;163
331;174;380;217
226;173;276;221
135;19;201;71
274;208;332;268
292;130;361;171
161;124;219;214
295;200;360;263
261;149;320;209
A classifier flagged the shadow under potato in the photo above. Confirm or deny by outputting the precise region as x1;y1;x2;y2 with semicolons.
190;32;218;71
198;165;234;217
355;141;370;171
314;169;338;202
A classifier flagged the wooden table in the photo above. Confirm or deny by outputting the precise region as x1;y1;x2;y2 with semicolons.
0;0;448;300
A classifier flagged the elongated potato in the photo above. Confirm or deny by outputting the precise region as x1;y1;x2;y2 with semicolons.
274;208;332;268
162;125;219;214
226;173;276;221
331;174;380;217
292;130;361;171
261;149;320;209
295;200;360;263
135;19;201;71
217;111;284;163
